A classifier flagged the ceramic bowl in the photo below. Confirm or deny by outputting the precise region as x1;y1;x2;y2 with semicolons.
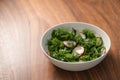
40;22;111;71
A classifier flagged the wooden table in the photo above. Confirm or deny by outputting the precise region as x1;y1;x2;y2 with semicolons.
0;0;120;80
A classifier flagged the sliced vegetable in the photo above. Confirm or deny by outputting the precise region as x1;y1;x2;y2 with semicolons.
79;32;86;39
72;46;84;58
63;41;76;48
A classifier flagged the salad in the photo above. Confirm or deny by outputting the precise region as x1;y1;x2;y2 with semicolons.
47;28;106;62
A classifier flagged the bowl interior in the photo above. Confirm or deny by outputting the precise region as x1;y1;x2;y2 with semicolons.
41;22;111;59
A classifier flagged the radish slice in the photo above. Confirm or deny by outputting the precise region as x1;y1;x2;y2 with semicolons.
102;48;106;54
63;41;76;48
79;32;86;39
72;46;84;57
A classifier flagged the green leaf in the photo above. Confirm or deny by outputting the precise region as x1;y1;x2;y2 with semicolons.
75;34;84;45
82;29;95;38
48;28;105;62
96;37;103;46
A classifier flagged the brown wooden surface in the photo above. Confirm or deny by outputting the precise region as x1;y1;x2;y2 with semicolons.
0;0;120;80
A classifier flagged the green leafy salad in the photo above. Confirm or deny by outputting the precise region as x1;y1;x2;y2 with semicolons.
48;28;105;62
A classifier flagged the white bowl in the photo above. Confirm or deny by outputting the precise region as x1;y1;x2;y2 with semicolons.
40;22;111;71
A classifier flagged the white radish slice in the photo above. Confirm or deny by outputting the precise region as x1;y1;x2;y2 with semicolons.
102;48;106;54
63;41;76;48
79;32;86;39
73;46;84;57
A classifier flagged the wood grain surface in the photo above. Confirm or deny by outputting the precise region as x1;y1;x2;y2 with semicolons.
0;0;120;80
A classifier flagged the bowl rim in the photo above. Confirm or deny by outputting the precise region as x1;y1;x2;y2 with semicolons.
40;22;111;64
